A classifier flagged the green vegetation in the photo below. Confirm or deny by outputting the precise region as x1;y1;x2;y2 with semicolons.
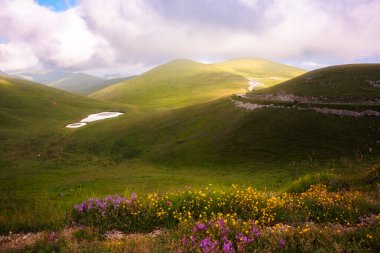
0;63;379;252
1;93;379;233
0;76;124;127
90;58;304;110
213;57;305;87
253;64;380;98
3;181;379;252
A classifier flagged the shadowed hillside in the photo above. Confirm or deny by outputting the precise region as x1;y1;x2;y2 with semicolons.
252;64;380;98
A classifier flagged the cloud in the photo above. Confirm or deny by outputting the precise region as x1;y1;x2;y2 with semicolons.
0;0;112;72
0;0;379;74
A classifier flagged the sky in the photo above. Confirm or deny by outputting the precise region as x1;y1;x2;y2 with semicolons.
0;0;379;77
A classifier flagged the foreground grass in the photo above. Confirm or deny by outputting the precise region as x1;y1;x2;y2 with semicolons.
0;159;323;234
2;183;379;252
2;158;378;234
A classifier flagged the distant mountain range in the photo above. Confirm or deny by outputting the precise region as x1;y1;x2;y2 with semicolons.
13;71;135;95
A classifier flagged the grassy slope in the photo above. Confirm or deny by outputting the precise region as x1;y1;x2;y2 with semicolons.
253;64;380;97
213;58;305;87
72;98;379;165
2;94;379;232
90;59;304;109
1;68;380;232
0;76;123;127
0;76;129;159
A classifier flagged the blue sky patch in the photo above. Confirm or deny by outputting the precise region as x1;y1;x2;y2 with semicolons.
36;0;77;11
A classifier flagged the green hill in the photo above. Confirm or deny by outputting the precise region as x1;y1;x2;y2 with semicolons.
90;59;304;109
67;97;379;166
0;76;123;130
1;66;379;233
252;64;380;98
213;58;305;87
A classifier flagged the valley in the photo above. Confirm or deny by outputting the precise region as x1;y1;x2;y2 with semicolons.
1;1;379;251
0;60;379;252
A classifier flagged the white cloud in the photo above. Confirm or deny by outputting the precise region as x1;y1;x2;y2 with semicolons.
0;0;379;74
0;0;112;72
0;42;39;71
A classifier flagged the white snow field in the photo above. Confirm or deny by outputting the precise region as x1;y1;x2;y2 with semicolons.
66;112;124;128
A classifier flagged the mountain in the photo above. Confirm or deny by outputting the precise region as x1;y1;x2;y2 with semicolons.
0;76;120;130
89;76;137;93
213;58;305;87
17;71;129;95
1;63;379;234
252;64;380;98
48;72;106;95
0;70;9;77
18;70;70;83
90;58;305;110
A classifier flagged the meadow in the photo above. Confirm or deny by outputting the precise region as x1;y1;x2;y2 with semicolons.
1;63;379;252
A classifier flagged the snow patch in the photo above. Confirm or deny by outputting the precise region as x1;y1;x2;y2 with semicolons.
66;112;124;129
66;123;87;128
80;112;124;123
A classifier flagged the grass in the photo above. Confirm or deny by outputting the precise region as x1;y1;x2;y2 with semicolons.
1;75;379;233
213;57;305;87
0;65;379;251
5;180;379;252
0;76;127;129
253;64;380;98
71;184;378;232
89;58;304;110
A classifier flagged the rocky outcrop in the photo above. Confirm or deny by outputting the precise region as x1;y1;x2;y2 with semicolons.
248;91;380;105
232;99;380;117
368;80;380;88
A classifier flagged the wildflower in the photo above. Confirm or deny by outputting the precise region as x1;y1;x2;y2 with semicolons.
200;237;215;253
251;226;260;238
196;222;206;231
48;232;56;241
131;192;137;201
279;238;285;247
223;241;234;253
182;237;189;246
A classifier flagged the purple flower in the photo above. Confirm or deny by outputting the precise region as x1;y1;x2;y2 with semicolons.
223;241;234;253
48;232;56;241
251;226;260;238
190;235;196;244
196;222;206;231
217;219;229;235
178;250;183;253
279;238;285;247
131;192;137;201
200;237;218;253
235;233;253;244
182;237;189;246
